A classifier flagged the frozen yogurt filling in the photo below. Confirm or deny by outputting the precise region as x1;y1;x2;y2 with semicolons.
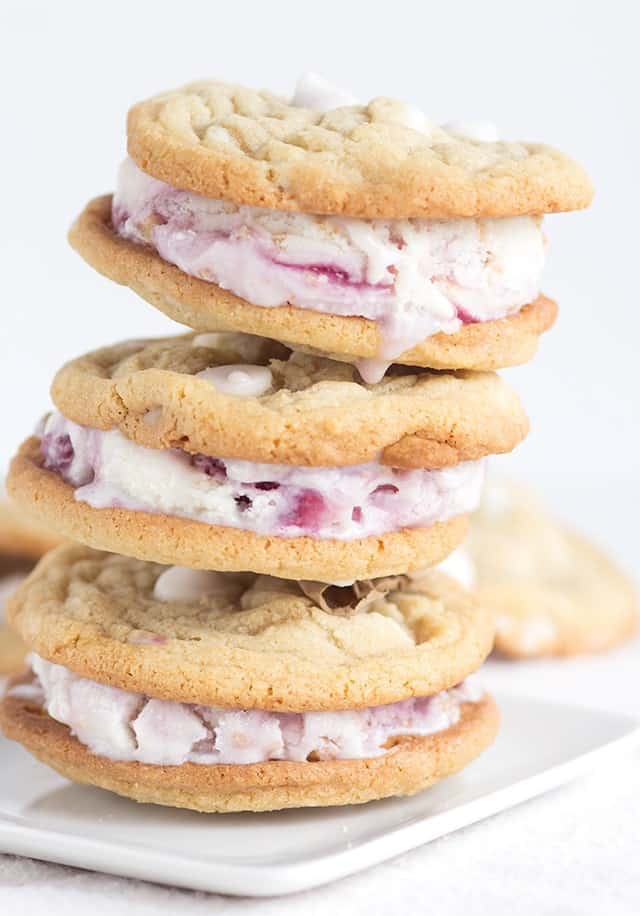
12;654;485;765
39;412;485;541
112;157;546;382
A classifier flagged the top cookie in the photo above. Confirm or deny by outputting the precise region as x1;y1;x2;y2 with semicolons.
127;79;593;218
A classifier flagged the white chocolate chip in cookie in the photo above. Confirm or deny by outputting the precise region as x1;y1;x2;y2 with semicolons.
192;332;226;348
292;72;359;111
368;96;434;134
197;364;273;397
435;546;476;590
443;121;500;142
153;566;229;602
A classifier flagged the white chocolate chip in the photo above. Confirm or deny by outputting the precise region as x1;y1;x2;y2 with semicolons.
443;120;500;142
153;567;228;602
435;546;476;590
196;364;273;397
387;101;431;133
191;332;226;348
517;617;558;653
292;72;359;111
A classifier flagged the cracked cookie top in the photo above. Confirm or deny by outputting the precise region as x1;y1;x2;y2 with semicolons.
127;79;593;218
50;332;528;468
7;545;493;711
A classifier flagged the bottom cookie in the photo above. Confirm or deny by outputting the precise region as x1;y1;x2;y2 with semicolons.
0;690;498;813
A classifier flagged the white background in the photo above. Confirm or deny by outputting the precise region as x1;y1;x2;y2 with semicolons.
1;0;639;541
0;2;639;912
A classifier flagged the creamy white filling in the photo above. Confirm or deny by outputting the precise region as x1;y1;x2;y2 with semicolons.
113;158;545;382
12;654;484;765
196;364;273;396
40;412;485;541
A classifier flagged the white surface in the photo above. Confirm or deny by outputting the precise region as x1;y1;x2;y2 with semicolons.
0;694;637;898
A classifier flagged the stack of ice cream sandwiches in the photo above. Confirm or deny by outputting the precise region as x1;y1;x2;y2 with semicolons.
0;74;592;812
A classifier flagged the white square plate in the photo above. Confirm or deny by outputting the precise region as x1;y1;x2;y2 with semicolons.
0;693;637;897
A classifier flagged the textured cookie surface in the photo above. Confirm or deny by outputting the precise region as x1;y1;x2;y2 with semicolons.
70;195;558;371
8;439;470;580
50;332;529;468
127;80;592;218
7;544;494;710
0;497;61;560
0;690;498;812
468;481;637;657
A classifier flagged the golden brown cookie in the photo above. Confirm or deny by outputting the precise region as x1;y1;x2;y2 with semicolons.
0;496;61;560
10;332;521;578
0;555;33;676
48;332;529;468
468;481;638;657
7;545;494;711
1;541;497;811
0;623;26;676
8;440;470;580
0;491;60;675
126;80;592;217
0;688;498;812
69;195;558;373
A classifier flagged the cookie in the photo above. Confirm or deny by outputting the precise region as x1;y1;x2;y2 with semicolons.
0;502;57;675
0;689;498;812
8;440;471;580
8;333;526;578
71;77;591;380
69;194;558;376
126;80;592;218
0;495;61;560
467;481;638;657
0;558;30;675
48;333;528;467
1;545;497;811
7;545;494;710
0;625;25;676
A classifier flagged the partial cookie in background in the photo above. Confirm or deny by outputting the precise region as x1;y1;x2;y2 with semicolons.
0;495;61;560
0;496;63;675
0;558;30;675
465;480;638;658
